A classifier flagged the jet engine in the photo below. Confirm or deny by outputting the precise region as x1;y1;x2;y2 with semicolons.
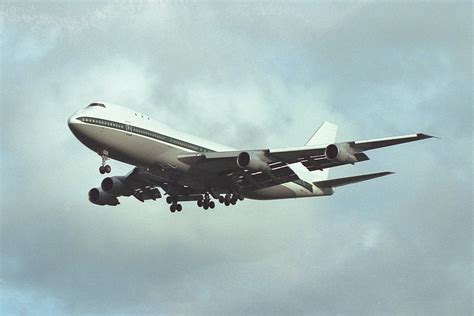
88;188;120;206
101;176;133;197
325;144;357;163
237;151;270;171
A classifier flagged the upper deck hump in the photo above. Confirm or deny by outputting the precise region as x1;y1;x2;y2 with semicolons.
94;102;235;152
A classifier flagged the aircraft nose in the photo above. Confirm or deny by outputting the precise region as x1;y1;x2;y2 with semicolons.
68;113;80;133
68;114;76;125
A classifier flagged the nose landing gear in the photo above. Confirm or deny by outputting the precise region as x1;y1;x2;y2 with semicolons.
99;150;111;174
99;165;111;174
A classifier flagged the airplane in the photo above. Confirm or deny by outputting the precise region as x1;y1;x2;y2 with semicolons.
68;102;434;213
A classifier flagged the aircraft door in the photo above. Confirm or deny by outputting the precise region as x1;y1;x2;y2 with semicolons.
125;121;132;136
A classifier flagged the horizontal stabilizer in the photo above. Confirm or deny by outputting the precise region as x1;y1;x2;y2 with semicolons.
313;171;394;188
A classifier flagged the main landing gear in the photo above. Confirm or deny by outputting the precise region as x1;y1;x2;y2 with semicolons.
166;196;182;213
197;192;244;210
166;192;245;213
218;193;244;206
196;193;215;210
99;150;111;174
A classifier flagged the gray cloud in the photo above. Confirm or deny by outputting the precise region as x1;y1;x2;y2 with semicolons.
1;1;472;314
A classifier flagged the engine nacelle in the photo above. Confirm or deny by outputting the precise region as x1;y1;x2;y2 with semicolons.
325;144;357;163
237;151;270;171
88;188;120;206
101;176;133;197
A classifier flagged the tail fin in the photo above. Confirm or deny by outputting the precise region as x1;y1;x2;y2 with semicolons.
313;171;394;189
305;121;338;146
305;122;338;181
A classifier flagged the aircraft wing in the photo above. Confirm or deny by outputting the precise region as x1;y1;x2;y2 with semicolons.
178;132;432;174
93;133;433;205
349;133;434;151
269;133;433;161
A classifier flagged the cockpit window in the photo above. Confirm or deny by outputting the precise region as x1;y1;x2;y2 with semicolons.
87;103;105;108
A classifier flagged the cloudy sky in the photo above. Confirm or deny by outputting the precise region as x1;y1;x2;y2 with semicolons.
1;1;472;314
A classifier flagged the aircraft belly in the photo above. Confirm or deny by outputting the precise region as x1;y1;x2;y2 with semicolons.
246;184;297;200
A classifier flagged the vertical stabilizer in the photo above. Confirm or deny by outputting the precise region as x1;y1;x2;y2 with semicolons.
305;121;338;146
305;121;338;181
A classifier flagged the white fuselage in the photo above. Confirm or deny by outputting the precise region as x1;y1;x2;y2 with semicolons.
68;102;332;200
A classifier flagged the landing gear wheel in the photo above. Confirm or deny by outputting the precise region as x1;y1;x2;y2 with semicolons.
203;204;209;210
209;201;215;209
170;204;176;213
166;196;173;204
224;201;230;206
197;200;203;207
176;204;182;212
218;196;225;204
231;199;237;205
238;194;244;201
99;150;110;174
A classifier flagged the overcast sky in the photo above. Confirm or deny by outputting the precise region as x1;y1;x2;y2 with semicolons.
1;1;472;314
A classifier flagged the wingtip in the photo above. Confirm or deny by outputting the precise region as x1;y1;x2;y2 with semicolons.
369;171;395;178
417;133;439;139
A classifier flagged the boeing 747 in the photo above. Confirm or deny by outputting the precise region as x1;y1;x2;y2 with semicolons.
68;102;433;212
